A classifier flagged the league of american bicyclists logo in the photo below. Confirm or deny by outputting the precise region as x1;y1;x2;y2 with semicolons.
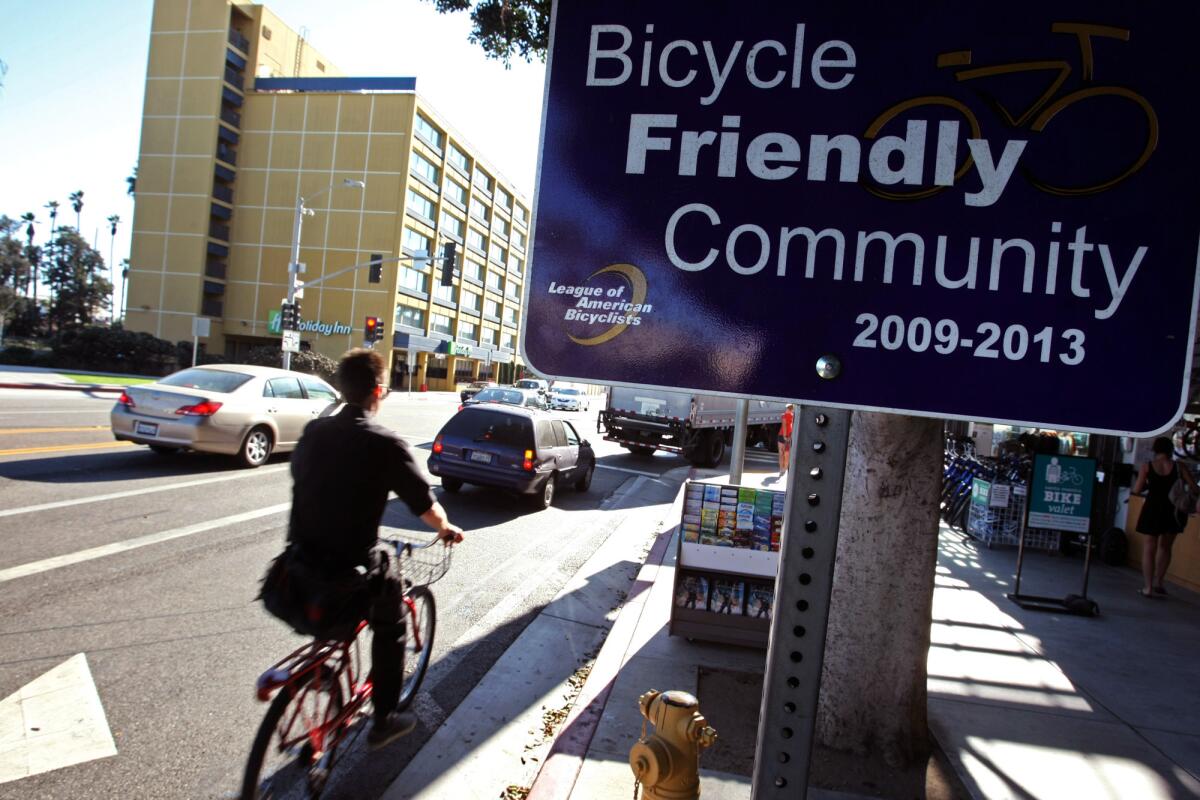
548;263;654;346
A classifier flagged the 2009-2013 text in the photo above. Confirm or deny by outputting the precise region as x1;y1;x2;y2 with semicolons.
852;313;1085;365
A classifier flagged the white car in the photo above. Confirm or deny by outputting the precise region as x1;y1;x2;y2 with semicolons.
550;387;589;412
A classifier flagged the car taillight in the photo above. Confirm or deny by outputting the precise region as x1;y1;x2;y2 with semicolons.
457;404;464;411
433;436;443;454
175;400;223;416
118;391;135;408
523;449;534;471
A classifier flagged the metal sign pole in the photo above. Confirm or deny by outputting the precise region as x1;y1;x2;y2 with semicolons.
729;398;750;485
751;406;852;798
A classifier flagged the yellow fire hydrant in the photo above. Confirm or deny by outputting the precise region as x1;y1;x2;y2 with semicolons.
629;690;718;799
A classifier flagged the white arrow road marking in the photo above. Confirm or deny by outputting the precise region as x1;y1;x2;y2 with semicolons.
0;654;117;784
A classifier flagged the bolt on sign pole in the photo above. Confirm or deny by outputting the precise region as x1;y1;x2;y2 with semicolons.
751;406;852;798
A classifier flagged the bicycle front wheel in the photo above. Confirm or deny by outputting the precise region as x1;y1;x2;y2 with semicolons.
241;668;345;799
396;587;436;711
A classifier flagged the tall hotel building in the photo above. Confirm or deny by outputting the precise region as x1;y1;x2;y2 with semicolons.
128;0;531;389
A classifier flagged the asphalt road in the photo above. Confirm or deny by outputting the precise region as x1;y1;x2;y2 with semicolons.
0;389;747;799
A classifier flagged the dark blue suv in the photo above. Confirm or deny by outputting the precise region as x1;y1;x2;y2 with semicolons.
428;405;596;509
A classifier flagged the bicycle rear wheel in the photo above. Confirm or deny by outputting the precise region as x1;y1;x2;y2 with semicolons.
396;587;436;711
241;668;346;799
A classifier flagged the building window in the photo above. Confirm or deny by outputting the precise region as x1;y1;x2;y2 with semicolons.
503;307;518;326
484;298;500;318
486;271;503;293
493;216;510;239
459;320;478;342
448;142;469;173
501;331;515;350
411;152;440;185
406;189;434;220
469;197;490;224
461;290;480;312
512;229;526;250
507;253;523;274
467;228;485;252
480;327;497;346
506;279;521;300
473;168;494;195
445;178;467;206
489;242;507;265
431;313;453;336
440;209;464;239
463;259;483;282
515;204;528;225
496;187;512;211
415;114;444;149
398;264;428;293
396;305;425;329
402;227;431;256
433;281;456;305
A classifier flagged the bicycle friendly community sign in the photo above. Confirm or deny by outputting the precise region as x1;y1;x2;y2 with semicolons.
523;2;1200;435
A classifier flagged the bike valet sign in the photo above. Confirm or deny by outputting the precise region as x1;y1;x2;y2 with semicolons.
525;2;1200;435
1028;453;1097;533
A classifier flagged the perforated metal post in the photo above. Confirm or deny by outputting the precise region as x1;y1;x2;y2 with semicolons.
751;406;851;798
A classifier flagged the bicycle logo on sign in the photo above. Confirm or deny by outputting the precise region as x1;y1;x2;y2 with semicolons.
863;22;1159;201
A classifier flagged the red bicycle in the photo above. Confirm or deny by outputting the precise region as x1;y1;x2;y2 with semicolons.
240;536;451;799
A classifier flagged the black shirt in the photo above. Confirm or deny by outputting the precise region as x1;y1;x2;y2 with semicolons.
288;405;436;570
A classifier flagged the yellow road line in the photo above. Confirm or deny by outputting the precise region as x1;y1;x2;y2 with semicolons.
0;442;137;456
0;426;109;435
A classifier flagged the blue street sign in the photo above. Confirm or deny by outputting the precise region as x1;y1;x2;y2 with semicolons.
523;2;1200;435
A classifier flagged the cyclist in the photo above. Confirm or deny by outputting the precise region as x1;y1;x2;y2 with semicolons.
274;348;463;750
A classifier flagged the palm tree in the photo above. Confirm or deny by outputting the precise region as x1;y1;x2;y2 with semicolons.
39;200;59;305
69;190;84;231
106;215;121;324
126;166;138;197
119;258;130;324
19;212;35;296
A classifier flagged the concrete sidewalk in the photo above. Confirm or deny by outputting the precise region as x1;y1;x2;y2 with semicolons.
523;471;1200;799
0;366;131;392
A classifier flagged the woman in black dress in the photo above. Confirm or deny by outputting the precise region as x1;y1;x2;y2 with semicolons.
1133;437;1198;597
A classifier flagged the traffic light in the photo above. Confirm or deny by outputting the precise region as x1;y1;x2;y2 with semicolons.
280;301;300;331
440;241;457;287
364;315;382;344
368;253;383;284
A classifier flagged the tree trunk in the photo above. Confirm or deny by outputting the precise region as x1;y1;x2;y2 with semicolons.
816;411;943;767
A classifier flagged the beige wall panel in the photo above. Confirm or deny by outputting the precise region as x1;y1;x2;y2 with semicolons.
147;37;185;77
360;215;400;256
160;312;197;344
231;208;264;244
162;273;201;310
131;233;166;267
241;97;275;132
231;171;265;208
338;96;373;133
300;134;334;173
187;0;231;31
139;118;178;158
228;243;261;280
265;173;301;208
223;285;256;322
333;136;368;174
269;134;302;170
371;97;413;134
262;209;294;248
142;80;181;116
271;100;307;133
367;138;406;173
123;307;158;336
165;236;206;273
238;131;272;166
134;198;169;233
183;34;225;77
173;157;213;194
317;290;355;321
151;1;188;32
168;196;210;235
180;78;222;116
127;275;164;311
178;119;219;155
260;248;290;287
320;211;363;251
360;172;402;211
305;96;340;131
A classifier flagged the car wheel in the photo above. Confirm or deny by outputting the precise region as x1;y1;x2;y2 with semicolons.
535;474;556;509
575;464;594;492
442;477;463;493
148;445;179;456
627;445;656;457
238;426;273;468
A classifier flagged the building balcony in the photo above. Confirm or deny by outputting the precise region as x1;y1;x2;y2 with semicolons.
205;260;227;280
225;48;247;71
209;222;230;241
214;163;236;183
223;66;244;91
228;28;250;54
212;184;234;204
215;145;237;166
220;107;241;128
221;86;243;108
210;202;232;221
201;298;224;318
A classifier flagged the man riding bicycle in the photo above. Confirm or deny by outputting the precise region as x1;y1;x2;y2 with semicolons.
266;348;463;750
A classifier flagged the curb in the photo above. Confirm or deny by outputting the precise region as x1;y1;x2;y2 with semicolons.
0;382;126;393
526;468;693;800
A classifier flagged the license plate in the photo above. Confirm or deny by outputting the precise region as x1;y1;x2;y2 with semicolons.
469;450;493;464
135;421;159;436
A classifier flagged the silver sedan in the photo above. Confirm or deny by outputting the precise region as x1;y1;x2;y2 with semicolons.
110;364;340;467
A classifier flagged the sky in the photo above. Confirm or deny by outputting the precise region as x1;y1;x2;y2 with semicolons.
0;0;547;304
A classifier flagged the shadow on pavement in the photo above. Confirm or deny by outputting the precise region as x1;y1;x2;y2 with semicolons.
0;447;291;483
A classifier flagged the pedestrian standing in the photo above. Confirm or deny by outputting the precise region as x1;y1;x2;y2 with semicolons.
1132;436;1197;597
778;404;795;476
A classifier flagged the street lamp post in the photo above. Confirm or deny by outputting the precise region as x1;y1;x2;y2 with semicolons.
283;178;365;369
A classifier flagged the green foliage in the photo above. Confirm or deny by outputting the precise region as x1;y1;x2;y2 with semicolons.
425;0;550;64
175;340;225;368
43;227;111;331
0;345;55;367
243;345;338;381
51;325;177;376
